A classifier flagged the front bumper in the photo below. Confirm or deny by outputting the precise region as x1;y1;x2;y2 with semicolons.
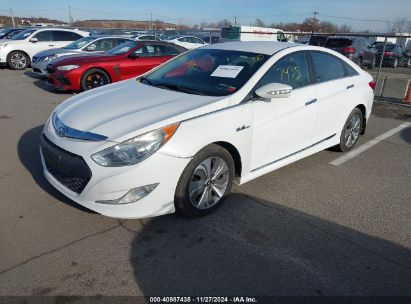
47;69;82;91
31;60;48;76
40;133;191;219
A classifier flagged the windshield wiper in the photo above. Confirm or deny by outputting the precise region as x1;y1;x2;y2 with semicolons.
139;76;155;86
154;83;206;95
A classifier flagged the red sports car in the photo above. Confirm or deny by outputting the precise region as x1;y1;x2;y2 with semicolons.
46;40;187;91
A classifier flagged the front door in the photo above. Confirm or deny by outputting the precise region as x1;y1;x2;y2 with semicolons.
250;51;318;170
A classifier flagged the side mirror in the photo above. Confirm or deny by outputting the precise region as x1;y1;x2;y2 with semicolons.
255;83;292;99
29;37;38;43
128;52;139;59
85;45;96;51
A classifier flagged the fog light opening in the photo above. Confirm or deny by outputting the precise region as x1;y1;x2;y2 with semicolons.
96;183;159;205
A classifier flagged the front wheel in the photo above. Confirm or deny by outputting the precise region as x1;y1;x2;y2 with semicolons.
174;144;235;217
335;108;363;152
81;68;111;91
7;51;30;70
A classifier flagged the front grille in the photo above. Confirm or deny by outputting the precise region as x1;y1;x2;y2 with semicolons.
46;64;56;74
40;134;92;194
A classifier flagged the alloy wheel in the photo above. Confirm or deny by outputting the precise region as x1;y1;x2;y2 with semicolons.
344;113;361;148
85;72;109;90
188;157;229;210
10;53;27;69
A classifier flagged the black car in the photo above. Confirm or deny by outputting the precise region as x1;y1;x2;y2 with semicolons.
0;28;26;39
374;43;411;68
308;35;328;47
323;36;376;68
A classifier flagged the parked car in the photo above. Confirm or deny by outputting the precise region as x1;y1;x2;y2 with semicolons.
32;36;133;75
0;28;89;70
374;43;411;68
163;35;207;49
294;36;310;44
46;40;186;91
221;25;287;42
324;36;376;68
0;28;26;40
40;41;374;219
308;35;328;47
134;34;161;41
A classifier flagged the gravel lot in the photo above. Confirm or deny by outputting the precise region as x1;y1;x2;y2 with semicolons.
0;68;410;298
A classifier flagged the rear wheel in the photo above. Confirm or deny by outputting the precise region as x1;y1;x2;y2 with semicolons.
335;108;363;152
81;68;110;91
392;58;398;68
174;144;234;217
7;51;30;70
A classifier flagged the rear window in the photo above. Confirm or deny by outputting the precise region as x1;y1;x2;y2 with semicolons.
325;38;352;48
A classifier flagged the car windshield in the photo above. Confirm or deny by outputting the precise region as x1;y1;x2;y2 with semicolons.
142;49;269;96
63;36;96;50
325;38;352;48
106;40;137;55
11;29;36;40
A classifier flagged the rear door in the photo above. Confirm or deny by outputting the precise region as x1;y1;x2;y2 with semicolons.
310;51;361;143
52;31;84;48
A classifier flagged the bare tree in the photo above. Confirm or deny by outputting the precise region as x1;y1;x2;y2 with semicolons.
392;18;407;33
254;18;266;27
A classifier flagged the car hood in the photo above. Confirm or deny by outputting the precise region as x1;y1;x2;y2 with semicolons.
52;53;116;66
54;78;226;142
35;48;82;58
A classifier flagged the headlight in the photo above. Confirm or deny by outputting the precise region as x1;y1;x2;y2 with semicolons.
56;64;79;71
91;123;180;167
44;55;57;62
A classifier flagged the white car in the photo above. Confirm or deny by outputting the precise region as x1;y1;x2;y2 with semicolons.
0;28;89;70
163;35;207;49
31;36;132;75
40;41;374;219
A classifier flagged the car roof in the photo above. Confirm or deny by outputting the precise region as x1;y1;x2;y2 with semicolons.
202;41;297;55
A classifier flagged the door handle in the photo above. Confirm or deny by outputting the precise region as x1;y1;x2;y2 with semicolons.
48;44;55;47
305;98;317;106
346;84;354;89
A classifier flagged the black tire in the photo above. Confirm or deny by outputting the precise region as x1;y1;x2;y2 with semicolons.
357;57;363;67
392;58;398;68
174;144;235;217
80;68;111;91
335;108;363;152
368;56;376;69
7;51;30;70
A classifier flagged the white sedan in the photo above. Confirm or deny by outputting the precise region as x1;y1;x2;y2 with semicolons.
0;28;89;70
163;35;207;49
40;41;374;219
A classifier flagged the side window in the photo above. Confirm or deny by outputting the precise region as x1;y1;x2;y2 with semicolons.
178;37;185;42
115;38;129;46
91;39;115;51
160;45;181;56
133;44;161;57
53;31;82;41
33;31;52;42
342;60;359;77
257;52;310;89
311;51;345;83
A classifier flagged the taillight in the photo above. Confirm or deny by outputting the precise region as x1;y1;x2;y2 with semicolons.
384;51;393;57
342;47;356;54
369;81;376;90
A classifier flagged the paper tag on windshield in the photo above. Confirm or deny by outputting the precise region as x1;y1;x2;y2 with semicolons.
211;65;244;78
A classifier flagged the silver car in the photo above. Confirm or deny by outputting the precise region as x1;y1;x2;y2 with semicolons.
31;36;132;75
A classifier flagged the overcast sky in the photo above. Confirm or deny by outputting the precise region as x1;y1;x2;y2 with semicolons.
1;0;410;32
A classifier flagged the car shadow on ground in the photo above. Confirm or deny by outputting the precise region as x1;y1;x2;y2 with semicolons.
400;127;411;144
17;125;93;213
129;193;411;296
23;71;75;95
